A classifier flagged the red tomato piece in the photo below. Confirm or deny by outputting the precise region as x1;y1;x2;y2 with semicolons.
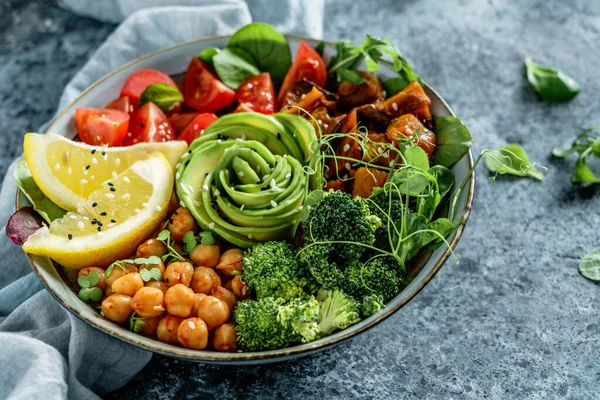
182;57;236;113
120;69;178;107
235;73;277;114
278;41;327;104
106;96;134;114
177;113;218;144
123;102;175;145
169;113;200;136
75;108;129;146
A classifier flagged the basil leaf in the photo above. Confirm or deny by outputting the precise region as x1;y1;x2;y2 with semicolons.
383;77;409;96
431;116;472;168
198;47;220;66
525;57;580;102
314;41;325;57
336;68;365;84
226;22;291;86
14;158;66;224
139;83;183;112
579;248;600;281
483;144;544;181
213;48;261;89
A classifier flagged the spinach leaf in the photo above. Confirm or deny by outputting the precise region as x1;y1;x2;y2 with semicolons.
431;116;472;168
139;83;183;112
430;165;455;198
314;41;325;57
483;143;544;181
198;47;220;66
383;77;409;96
396;211;427;263
404;146;429;170
525;57;580;102
213;48;261;89
226;22;291;86
422;218;456;250
579;248;600;281
14;158;66;223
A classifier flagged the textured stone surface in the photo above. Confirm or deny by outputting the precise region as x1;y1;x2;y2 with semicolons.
3;0;600;398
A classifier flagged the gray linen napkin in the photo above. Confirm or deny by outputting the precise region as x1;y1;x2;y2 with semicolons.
0;1;323;399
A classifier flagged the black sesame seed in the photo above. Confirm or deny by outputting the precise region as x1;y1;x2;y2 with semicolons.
108;182;114;187
100;212;107;216
187;150;192;154
110;219;116;223
91;202;97;207
110;187;116;192
97;226;102;232
91;220;97;225
85;165;90;170
185;160;190;167
101;151;106;156
91;149;96;154
97;222;103;226
277;132;281;140
68;234;73;240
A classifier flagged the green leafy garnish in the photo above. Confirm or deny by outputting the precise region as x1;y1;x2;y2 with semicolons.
14;158;66;224
199;231;215;245
483;144;545;181
525;57;580;102
156;230;185;262
552;127;600;183
182;230;215;253
579;248;600;281
314;41;325;57
198;47;220;66
128;313;146;333
383;77;410;96
327;35;420;87
78;271;103;302
139;83;184;112
106;256;161;278
139;267;162;282
213;48;261;89
431;116;473;168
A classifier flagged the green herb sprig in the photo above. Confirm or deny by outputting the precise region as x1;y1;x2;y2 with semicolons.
483;143;545;181
156;230;185;262
105;256;162;279
77;271;103;302
182;230;215;254
552;127;600;183
128;312;146;333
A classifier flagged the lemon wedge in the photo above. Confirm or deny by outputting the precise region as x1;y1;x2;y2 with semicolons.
24;133;187;210
22;152;173;269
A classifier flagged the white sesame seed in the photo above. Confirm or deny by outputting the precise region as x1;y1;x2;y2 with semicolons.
383;152;390;159
77;221;84;229
377;147;383;153
187;321;196;329
91;157;98;165
317;119;323;125
345;163;351;171
90;175;95;181
115;158;121;166
203;184;209;191
54;163;60;171
105;193;115;199
214;189;220;196
248;235;253;240
107;222;116;227
323;123;329;129
389;160;395;167
241;134;246;140
180;200;185;208
142;203;149;207
236;138;244;142
343;174;349;180
392;103;398;111
67;167;72;175
112;172;118;179
103;153;108;161
80;179;87;184
69;215;77;219
208;222;215;229
285;173;292;178
343;144;350;152
270;200;277;208
283;154;288;158
217;139;222;143
193;200;201;207
176;163;181;169
175;172;181;179
83;216;89;221
122;193;130;200
238;171;244;177
123;177;130;183
135;208;140;213
82;167;88;175
406;127;413;135
262;175;270;181
156;205;162;212
240;204;245;211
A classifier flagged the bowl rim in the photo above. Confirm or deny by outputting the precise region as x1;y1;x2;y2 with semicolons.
17;33;475;364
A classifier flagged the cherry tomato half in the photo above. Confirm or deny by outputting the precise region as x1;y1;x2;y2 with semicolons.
182;57;236;113
235;73;277;114
169;113;200;136
106;96;134;114
278;41;327;104
120;69;178;107
75;108;129;146
177;113;218;145
123;102;175;145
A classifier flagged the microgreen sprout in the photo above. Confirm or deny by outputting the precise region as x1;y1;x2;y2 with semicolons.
156;229;185;262
105;256;162;279
128;312;145;333
77;271;103;302
182;230;215;254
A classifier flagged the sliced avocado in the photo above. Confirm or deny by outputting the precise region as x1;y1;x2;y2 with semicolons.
272;113;318;162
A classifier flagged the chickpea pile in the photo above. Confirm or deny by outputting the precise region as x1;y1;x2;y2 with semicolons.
78;205;250;351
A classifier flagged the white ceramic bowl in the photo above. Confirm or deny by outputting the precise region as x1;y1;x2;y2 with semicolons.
17;34;474;364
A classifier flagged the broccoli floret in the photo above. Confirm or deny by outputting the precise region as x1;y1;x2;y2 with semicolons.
316;288;360;336
243;241;317;300
367;193;404;252
344;258;402;302
277;297;320;343
299;242;346;290
360;294;385;317
234;297;299;351
304;191;381;262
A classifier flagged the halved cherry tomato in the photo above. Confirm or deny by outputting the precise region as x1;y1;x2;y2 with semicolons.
106;96;134;114
169;113;200;136
235;73;277;114
120;69;178;107
177;113;218;144
75;108;129;146
182;57;236;113
278;41;327;104
123;102;175;145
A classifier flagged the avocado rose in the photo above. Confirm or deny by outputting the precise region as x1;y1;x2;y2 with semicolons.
176;113;319;247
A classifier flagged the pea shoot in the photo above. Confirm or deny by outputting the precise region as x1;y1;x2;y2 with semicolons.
77;271;103;302
105;256;162;279
182;230;216;253
156;229;185;262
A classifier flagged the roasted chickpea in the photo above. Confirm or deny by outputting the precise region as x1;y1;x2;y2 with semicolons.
111;272;144;297
213;323;239;352
105;263;138;287
215;248;243;276
78;267;108;291
196;296;230;330
167;207;197;242
172;242;186;256
191;293;208;317
168;192;179;213
157;315;184;345
177;318;209;350
211;286;237;312
223;279;234;291
190;244;220;268
105;286;114;297
101;294;133;323
131;287;165;317
164;261;194;287
164;284;195;317
139;260;166;278
190;267;221;294
136;238;167;259
140;316;161;336
146;280;168;293
231;275;250;299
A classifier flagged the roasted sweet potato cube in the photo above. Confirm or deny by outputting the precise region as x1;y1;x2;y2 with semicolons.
352;167;388;198
384;82;431;118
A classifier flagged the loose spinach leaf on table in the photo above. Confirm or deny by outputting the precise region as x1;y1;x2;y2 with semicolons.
213;48;261;89
552;127;600;184
14;158;66;224
226;22;291;86
431;116;472;168
483;143;544;181
579;248;600;281
139;83;183;112
525;57;580;102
